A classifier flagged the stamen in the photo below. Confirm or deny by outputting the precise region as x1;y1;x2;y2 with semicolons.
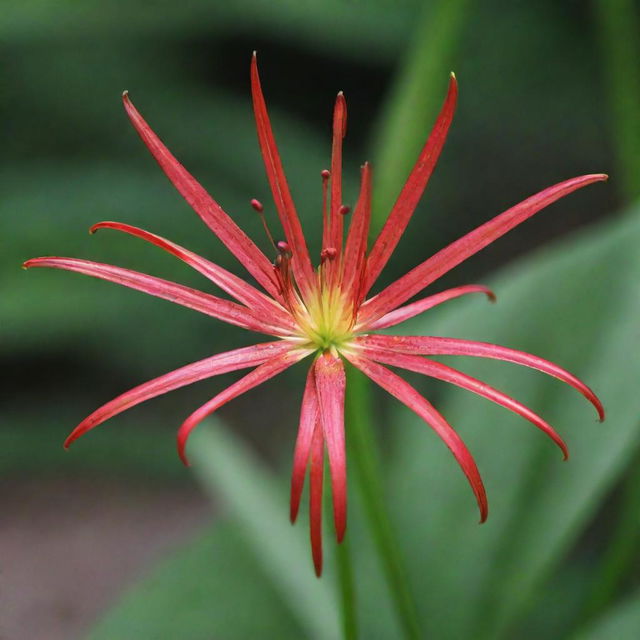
320;247;338;263
338;205;351;216
251;198;277;252
277;240;292;257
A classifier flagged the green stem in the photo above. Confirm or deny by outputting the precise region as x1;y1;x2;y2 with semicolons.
336;536;358;640
593;0;640;202
345;366;421;640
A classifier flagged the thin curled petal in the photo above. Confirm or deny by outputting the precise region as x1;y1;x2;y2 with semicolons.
356;335;604;421
177;348;311;465
344;352;487;522
365;284;494;331
309;422;325;577
24;257;285;335
122;92;281;300
91;221;295;331
314;352;347;542
360;348;568;459
64;341;292;448
361;173;608;321
342;163;372;305
364;73;458;294
291;365;319;523
250;53;314;294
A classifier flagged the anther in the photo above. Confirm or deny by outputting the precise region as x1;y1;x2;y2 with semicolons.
338;204;351;216
320;247;338;263
250;198;264;213
277;240;292;257
321;169;331;180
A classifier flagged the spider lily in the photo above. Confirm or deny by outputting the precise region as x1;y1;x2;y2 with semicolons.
24;54;606;576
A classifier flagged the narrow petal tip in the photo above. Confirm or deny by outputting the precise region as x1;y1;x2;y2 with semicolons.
63;431;77;449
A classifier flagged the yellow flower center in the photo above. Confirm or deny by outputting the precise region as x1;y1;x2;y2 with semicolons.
293;284;355;352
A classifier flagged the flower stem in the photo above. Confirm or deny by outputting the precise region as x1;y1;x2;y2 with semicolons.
345;365;421;640
336;537;358;640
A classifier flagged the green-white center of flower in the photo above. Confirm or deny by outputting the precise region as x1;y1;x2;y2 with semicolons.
294;284;355;352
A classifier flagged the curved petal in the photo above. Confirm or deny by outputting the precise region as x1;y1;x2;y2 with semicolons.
122;92;281;300
364;284;494;331
90;221;295;331
342;162;372;307
344;352;487;522
356;335;604;421
309;421;325;577
250;54;314;295
290;365;319;523
360;348;568;459
361;173;608;322
177;347;311;465
24;257;285;335
64;341;291;447
364;73;458;294
314;352;347;542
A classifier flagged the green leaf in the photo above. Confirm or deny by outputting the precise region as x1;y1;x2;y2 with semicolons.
89;520;304;640
575;588;640;640
371;0;471;228
386;205;640;639
186;421;341;639
90;418;340;639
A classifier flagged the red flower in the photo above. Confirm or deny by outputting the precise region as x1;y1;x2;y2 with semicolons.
25;55;606;576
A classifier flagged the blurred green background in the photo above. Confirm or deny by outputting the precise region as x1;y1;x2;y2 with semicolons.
3;1;640;639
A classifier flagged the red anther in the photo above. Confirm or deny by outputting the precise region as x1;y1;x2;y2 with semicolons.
250;198;264;213
338;205;351;216
321;169;331;180
277;240;292;256
320;247;338;262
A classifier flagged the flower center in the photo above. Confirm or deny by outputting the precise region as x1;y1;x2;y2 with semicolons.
299;285;354;351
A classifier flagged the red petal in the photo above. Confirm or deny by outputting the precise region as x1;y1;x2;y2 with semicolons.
365;284;494;330
90;221;295;331
310;421;325;577
64;341;291;448
364;73;458;294
361;173;608;322
342;162;372;306
314;352;347;542
360;348;568;459
357;335;604;421
122;92;281;300
24;257;285;335
290;365;319;523
177;348;311;465
250;54;314;295
344;353;487;523
329;92;347;253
